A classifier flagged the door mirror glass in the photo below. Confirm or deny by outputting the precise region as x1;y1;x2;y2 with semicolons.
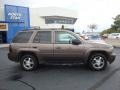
72;39;81;45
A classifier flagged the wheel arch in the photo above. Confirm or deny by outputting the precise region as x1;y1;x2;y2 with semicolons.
86;50;109;63
18;51;39;62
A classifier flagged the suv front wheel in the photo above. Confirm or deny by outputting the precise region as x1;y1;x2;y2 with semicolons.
20;54;38;71
88;53;107;71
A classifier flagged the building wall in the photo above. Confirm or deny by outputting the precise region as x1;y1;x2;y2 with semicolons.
0;4;31;43
1;1;78;29
0;0;29;21
0;1;78;29
30;7;78;29
30;7;78;18
0;8;4;21
30;9;46;28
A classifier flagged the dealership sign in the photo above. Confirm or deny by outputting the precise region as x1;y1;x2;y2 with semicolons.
8;13;22;20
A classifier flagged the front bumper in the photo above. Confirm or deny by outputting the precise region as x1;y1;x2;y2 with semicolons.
108;53;116;64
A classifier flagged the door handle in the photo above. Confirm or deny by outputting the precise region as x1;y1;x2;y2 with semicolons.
56;47;61;49
32;46;37;48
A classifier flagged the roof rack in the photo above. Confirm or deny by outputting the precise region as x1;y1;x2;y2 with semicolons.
21;27;74;31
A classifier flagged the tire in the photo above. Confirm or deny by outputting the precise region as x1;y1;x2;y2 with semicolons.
88;53;107;71
20;54;38;71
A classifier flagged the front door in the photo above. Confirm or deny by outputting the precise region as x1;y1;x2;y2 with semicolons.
54;31;84;63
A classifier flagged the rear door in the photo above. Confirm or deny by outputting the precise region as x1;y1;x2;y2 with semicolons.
31;31;54;61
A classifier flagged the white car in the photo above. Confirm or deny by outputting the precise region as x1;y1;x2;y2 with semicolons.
108;33;120;39
85;34;106;44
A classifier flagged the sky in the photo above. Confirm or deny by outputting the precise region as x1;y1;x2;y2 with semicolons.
2;0;120;32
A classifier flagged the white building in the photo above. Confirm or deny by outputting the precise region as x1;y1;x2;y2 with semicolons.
0;0;78;43
30;7;78;31
0;0;78;30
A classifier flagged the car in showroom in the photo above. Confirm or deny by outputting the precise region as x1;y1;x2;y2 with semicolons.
8;29;115;71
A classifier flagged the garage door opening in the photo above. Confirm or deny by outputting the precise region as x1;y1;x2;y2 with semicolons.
0;23;8;44
0;31;7;44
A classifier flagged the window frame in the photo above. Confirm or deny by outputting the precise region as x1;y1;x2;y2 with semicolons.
32;31;52;44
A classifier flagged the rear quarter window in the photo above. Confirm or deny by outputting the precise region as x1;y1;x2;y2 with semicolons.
12;31;33;43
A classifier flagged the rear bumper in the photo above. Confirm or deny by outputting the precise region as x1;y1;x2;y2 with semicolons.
8;53;19;62
108;53;116;64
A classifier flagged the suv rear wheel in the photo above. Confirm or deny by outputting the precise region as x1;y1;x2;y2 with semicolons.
20;54;38;71
88;53;107;71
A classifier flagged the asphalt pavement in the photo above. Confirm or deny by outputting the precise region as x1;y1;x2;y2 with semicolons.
0;47;120;90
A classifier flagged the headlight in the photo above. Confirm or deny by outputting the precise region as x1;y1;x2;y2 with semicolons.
107;45;114;53
109;45;114;49
104;44;114;50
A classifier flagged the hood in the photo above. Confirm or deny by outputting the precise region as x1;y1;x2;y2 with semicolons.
84;40;113;49
88;40;106;44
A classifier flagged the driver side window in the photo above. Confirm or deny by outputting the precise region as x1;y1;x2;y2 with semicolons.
55;31;77;44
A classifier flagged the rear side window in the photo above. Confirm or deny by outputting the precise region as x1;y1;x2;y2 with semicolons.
33;31;51;43
12;31;33;43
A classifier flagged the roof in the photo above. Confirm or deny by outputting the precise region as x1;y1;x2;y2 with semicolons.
41;16;77;19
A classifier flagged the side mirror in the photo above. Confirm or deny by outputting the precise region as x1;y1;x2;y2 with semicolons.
72;39;81;45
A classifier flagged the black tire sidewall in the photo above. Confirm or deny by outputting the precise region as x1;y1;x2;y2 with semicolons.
20;54;38;71
88;53;107;71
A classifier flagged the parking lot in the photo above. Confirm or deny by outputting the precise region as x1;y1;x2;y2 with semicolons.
0;47;120;90
104;39;120;47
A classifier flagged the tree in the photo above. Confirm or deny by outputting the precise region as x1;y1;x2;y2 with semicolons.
112;14;120;32
101;14;120;35
88;24;97;32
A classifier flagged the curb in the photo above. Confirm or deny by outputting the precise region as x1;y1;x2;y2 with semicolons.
113;46;120;48
0;44;9;48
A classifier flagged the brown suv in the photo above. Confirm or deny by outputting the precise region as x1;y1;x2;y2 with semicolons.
8;30;115;71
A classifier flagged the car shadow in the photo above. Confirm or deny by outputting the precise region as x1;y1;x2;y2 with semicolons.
7;64;89;80
7;63;110;82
